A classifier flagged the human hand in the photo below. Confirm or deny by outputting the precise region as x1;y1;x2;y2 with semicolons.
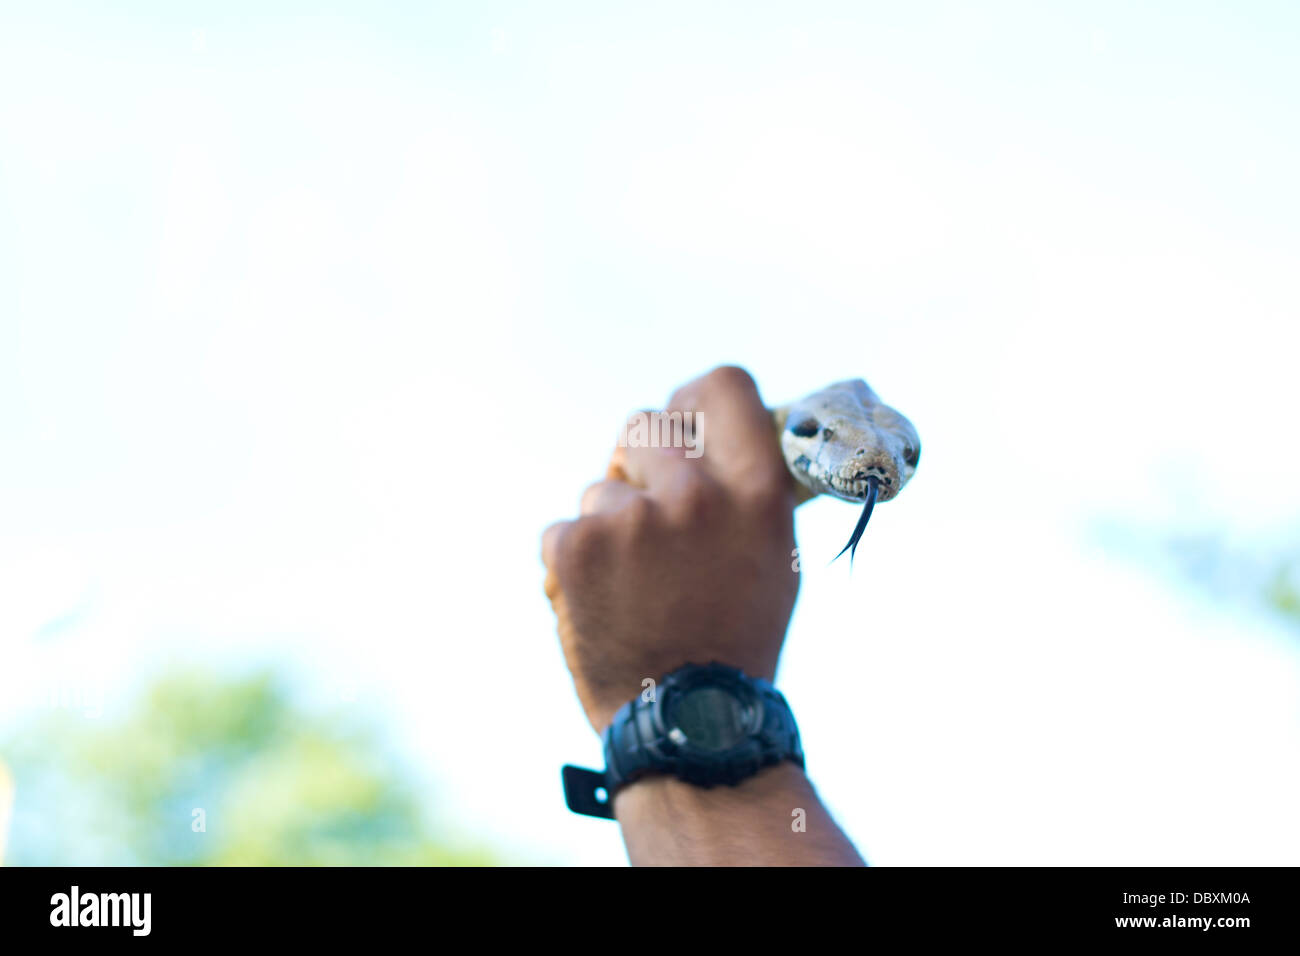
541;366;800;731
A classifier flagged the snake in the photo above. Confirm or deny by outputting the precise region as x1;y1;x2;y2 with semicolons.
771;379;920;562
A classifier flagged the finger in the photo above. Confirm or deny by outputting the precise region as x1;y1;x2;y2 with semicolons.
541;519;573;572
580;479;642;515
608;409;695;492
667;365;786;487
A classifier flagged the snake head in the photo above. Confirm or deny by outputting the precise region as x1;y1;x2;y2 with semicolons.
781;379;920;505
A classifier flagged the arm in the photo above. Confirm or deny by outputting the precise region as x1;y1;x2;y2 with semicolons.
541;366;865;866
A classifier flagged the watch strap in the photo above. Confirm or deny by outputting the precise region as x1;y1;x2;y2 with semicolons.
560;764;615;819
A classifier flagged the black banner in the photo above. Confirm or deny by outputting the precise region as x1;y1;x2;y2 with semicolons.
0;866;1292;943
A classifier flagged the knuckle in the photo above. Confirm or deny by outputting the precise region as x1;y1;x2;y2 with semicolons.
704;364;756;394
668;365;756;410
667;383;698;412
618;494;658;534
667;470;724;524
555;517;608;578
578;481;607;514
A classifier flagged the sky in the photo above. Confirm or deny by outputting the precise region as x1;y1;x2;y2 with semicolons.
2;2;1299;864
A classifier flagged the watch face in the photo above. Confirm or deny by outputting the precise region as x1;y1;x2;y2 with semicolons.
672;685;753;752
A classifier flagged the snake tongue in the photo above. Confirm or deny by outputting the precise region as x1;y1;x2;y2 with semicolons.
833;476;879;566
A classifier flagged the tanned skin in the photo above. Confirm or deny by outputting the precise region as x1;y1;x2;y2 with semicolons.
542;365;865;866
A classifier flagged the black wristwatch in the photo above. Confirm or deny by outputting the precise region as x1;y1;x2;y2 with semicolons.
561;661;805;819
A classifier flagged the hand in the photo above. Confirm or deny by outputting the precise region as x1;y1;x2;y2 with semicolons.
541;366;800;732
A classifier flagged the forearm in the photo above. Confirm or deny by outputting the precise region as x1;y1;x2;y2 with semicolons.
613;762;866;866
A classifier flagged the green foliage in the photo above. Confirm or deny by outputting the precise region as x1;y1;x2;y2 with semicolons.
1153;526;1300;635
2;670;499;866
1265;560;1300;624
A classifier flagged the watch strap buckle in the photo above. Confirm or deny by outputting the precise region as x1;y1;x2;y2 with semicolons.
561;765;615;819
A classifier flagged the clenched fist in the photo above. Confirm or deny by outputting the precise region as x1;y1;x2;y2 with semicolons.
541;366;800;732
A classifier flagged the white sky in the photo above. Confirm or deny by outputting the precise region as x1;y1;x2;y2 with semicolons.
2;2;1299;864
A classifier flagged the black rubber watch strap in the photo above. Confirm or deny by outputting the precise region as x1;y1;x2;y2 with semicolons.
561;765;614;819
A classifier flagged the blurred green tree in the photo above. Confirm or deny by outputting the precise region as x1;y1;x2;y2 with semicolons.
1;671;500;865
1162;533;1300;635
1265;560;1300;624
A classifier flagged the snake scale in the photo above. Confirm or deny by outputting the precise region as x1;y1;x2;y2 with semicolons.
771;380;920;561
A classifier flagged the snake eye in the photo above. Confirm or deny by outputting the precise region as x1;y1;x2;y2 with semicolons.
789;417;820;438
903;441;920;469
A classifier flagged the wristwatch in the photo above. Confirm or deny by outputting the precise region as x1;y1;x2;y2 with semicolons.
561;661;805;819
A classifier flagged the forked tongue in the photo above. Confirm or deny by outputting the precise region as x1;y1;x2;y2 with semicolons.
833;476;879;566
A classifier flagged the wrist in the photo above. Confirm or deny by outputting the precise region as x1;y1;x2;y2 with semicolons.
612;759;808;819
560;663;865;865
613;763;864;866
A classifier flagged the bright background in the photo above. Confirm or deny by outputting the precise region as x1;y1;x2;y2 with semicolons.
2;1;1299;865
